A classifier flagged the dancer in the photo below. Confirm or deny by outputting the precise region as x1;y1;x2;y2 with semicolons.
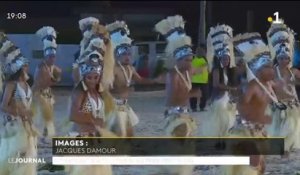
266;20;300;156
233;32;267;94
155;15;197;137
154;14;197;175
66;38;116;175
0;38;39;175
204;24;237;138
32;26;61;140
222;36;274;175
106;20;160;137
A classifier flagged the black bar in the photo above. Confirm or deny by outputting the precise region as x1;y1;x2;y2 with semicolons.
52;138;284;156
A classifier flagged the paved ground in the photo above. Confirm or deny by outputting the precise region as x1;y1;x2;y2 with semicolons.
36;88;300;175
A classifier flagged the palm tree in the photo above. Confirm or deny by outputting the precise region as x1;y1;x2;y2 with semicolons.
198;0;206;47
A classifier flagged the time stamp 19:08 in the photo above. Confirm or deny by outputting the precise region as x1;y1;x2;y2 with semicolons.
7;13;27;20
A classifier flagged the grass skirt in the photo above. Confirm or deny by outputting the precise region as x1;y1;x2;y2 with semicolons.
0;115;39;175
267;102;300;151
164;112;197;137
106;103;139;137
204;92;236;137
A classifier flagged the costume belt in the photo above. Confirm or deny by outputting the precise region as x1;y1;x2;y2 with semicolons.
271;100;299;111
234;115;265;132
114;98;128;105
164;106;189;117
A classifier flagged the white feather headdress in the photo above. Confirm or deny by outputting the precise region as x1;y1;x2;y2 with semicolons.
79;17;99;32
207;24;235;72
79;17;100;53
155;15;185;42
80;24;109;56
155;15;193;69
164;36;193;68
233;32;271;82
106;20;132;57
0;40;14;56
78;37;106;63
106;20;130;36
36;26;57;57
43;39;57;51
233;32;268;62
267;20;295;67
36;26;57;40
78;25;115;90
1;44;29;79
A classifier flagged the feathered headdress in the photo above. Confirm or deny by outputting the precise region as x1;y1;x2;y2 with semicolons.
106;20;130;37
0;32;8;46
155;15;193;69
78;37;107;64
0;40;15;57
267;20;295;67
80;24;109;56
78;17;100;55
78;25;115;91
207;24;235;72
155;15;185;42
0;32;10;92
106;20;132;58
36;26;57;57
233;32;271;82
1;41;29;80
79;17;99;35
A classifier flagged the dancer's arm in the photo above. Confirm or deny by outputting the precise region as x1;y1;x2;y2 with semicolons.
52;65;62;83
132;66;164;84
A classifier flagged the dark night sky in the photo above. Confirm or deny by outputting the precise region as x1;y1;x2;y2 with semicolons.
1;1;300;43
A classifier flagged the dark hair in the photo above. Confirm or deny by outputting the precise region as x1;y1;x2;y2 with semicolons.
208;56;237;99
212;56;222;70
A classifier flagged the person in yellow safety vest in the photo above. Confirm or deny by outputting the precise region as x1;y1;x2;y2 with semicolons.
189;45;209;112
